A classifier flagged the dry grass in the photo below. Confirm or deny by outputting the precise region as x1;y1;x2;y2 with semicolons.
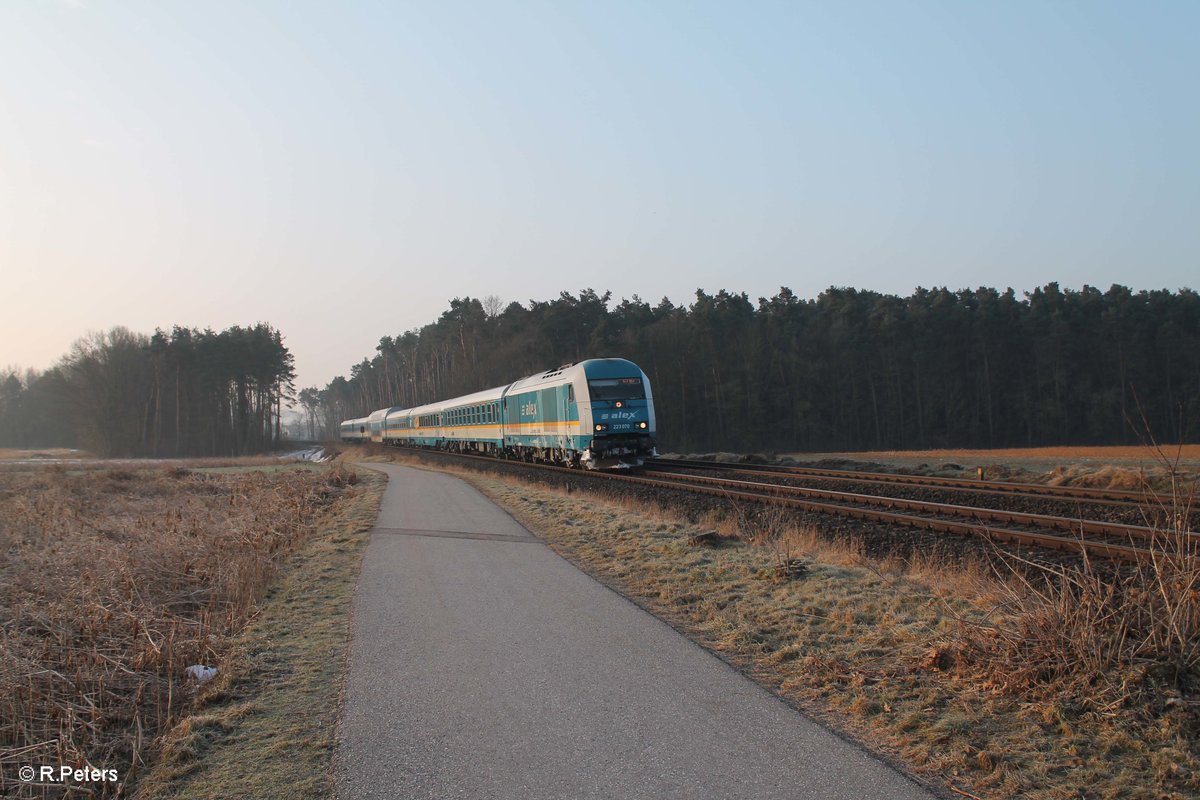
802;445;1200;461
793;444;1200;491
0;463;366;798
957;480;1200;776
0;448;91;461
379;453;1200;799
133;467;385;800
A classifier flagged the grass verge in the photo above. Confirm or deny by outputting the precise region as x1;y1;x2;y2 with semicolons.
131;467;384;799
375;452;1197;800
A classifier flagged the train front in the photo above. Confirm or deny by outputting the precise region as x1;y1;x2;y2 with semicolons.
579;358;657;469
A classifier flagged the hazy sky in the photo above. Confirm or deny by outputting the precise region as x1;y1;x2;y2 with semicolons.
2;1;1196;393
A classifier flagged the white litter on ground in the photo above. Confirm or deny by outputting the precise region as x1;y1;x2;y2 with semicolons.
185;664;218;682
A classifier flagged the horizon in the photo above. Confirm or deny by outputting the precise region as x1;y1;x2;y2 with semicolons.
5;280;1197;398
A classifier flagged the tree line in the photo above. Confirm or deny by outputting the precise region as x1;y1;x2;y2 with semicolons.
1;324;295;457
306;283;1198;454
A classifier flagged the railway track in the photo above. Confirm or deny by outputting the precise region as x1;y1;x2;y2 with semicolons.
645;457;1155;506
379;447;1194;563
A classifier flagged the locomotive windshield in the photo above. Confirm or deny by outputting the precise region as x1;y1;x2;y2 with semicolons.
587;377;645;401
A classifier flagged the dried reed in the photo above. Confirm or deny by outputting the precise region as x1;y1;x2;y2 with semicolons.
0;464;357;798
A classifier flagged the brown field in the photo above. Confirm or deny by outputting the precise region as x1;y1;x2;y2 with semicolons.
365;451;1199;800
773;444;1200;492
795;444;1200;471
0;462;376;799
812;445;1200;459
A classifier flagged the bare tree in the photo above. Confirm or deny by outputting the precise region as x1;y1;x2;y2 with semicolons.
483;294;504;319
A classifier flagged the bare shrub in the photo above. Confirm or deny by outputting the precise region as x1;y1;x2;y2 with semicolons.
961;476;1199;710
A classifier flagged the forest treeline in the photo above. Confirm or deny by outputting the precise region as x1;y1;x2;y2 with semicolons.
304;283;1198;453
1;324;295;457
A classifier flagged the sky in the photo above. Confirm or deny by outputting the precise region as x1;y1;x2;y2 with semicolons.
2;0;1197;393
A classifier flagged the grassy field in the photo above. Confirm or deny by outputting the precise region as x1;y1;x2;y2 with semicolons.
792;445;1200;479
363;451;1198;800
0;461;384;799
763;443;1200;492
803;445;1200;460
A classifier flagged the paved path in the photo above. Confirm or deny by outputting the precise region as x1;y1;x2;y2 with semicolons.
335;463;936;800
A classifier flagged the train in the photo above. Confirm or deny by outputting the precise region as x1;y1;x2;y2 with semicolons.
339;358;657;469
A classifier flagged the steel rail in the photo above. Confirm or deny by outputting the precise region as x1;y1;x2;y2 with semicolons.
640;469;1193;545
387;446;1153;562
645;457;1157;504
645;460;1153;510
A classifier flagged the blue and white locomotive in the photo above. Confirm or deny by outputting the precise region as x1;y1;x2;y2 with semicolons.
340;358;656;469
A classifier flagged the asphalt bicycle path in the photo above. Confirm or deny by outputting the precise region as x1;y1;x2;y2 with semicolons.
334;463;937;800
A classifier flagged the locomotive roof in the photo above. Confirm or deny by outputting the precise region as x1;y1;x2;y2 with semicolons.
580;358;644;380
504;358;643;393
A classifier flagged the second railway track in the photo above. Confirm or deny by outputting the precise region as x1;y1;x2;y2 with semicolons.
376;446;1196;563
646;457;1158;506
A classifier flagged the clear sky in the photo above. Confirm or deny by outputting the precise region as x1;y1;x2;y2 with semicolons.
2;1;1196;393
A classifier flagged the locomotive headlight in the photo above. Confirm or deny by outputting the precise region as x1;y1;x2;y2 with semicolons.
638;421;648;429
614;401;623;408
595;423;607;432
